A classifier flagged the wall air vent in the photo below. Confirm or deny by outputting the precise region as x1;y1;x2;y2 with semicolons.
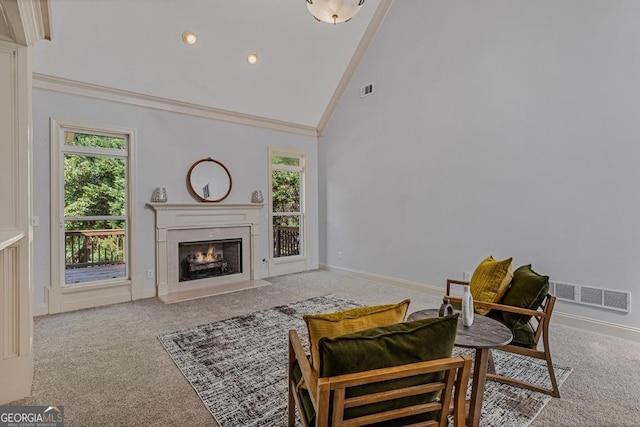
549;281;578;303
581;286;630;313
549;280;630;313
360;83;374;98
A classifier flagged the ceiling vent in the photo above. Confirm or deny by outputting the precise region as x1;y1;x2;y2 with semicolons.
360;83;374;98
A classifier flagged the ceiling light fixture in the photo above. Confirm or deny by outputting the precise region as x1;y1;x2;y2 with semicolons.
182;31;197;45
306;0;365;25
246;53;259;65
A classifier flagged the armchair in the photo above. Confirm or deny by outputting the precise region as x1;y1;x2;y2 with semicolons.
288;323;472;427
446;278;560;397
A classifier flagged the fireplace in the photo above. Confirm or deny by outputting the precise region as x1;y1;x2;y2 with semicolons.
179;238;242;282
148;203;269;303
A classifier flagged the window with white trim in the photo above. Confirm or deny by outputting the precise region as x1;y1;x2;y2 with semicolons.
49;119;137;313
270;150;306;264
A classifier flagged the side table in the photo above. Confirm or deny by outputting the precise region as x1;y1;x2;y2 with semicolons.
407;309;512;427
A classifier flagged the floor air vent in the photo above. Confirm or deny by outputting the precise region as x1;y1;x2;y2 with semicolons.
549;281;630;313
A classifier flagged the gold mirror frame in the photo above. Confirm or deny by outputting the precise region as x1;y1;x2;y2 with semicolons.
186;157;232;203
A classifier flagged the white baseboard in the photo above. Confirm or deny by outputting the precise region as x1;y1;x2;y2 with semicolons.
320;263;640;343
552;311;640;342
33;303;48;317
320;263;443;296
132;283;156;300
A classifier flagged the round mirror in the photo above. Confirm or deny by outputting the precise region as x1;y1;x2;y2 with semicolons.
186;157;232;202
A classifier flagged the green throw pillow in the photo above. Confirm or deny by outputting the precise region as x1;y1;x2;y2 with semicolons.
318;315;458;424
304;300;410;375
499;264;549;327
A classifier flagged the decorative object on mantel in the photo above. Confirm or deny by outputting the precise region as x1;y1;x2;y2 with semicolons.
251;190;263;204
186;157;232;203
306;0;366;24
150;187;167;203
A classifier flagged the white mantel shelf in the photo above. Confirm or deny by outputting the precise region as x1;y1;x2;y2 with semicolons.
147;202;264;232
147;202;264;212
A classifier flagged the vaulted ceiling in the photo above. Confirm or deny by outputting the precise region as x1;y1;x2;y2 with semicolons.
32;0;391;132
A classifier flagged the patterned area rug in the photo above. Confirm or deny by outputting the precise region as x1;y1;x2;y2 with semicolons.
158;295;571;427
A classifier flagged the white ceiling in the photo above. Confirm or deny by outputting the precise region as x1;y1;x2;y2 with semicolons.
33;0;384;129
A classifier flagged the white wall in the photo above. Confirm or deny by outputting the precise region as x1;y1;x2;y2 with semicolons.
32;90;319;307
319;1;640;328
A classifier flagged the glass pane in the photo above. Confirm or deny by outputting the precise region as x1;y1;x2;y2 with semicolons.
64;219;126;284
272;155;300;167
272;170;300;213
64;132;125;150
273;216;301;258
64;154;126;217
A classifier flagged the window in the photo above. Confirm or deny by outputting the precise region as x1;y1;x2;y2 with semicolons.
61;132;128;285
269;149;308;276
49;119;137;313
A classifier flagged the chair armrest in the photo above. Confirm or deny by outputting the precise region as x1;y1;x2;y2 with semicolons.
446;279;469;297
447;298;549;318
289;329;319;405
320;355;471;388
446;278;554;319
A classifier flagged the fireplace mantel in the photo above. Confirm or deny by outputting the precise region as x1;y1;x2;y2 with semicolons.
148;202;263;211
148;202;264;227
147;202;267;303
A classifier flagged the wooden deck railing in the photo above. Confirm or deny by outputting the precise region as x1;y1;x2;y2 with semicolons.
65;229;125;268
274;225;300;257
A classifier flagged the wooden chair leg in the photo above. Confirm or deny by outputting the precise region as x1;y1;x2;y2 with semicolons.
288;340;297;427
486;344;560;397
488;349;496;374
542;330;560;398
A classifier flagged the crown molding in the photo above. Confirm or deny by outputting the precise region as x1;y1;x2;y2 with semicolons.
0;0;50;46
316;0;394;137
32;73;319;138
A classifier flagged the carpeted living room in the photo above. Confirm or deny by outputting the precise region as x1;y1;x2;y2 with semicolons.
10;270;640;426
2;1;640;426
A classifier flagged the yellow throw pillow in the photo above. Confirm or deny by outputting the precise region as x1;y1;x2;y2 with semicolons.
303;299;410;375
469;256;513;315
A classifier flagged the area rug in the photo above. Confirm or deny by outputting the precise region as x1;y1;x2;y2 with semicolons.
158;295;571;427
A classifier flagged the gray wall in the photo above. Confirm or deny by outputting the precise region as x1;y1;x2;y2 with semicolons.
32;90;319;306
319;1;640;328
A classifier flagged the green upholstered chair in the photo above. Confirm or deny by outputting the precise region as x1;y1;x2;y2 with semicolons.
288;315;472;427
446;264;560;397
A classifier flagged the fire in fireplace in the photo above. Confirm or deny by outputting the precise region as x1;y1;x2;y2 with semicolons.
179;238;242;282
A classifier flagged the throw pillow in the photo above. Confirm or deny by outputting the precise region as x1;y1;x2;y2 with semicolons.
303;299;410;375
318;315;458;423
469;256;513;315
500;264;549;327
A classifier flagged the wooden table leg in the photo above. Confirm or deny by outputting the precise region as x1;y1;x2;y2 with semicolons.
468;348;490;427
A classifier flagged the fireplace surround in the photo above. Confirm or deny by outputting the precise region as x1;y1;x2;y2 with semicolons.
148;203;268;303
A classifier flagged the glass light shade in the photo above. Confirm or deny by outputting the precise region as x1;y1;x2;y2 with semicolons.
306;0;365;24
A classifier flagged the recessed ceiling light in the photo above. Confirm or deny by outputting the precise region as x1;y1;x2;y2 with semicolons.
182;31;197;45
247;53;259;65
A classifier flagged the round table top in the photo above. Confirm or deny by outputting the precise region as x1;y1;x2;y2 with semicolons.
407;309;512;349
